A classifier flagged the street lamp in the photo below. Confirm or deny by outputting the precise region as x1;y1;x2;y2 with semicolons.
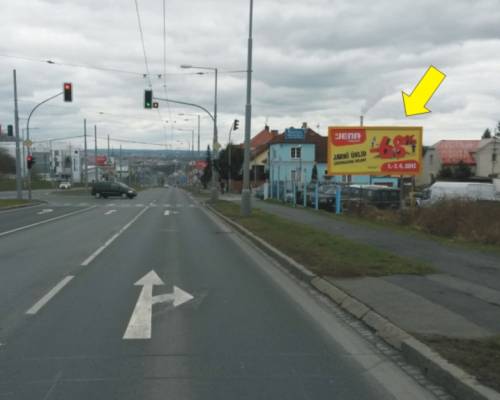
178;113;201;156
180;64;219;201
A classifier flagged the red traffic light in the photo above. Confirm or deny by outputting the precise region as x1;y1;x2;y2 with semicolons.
63;82;73;102
27;155;35;169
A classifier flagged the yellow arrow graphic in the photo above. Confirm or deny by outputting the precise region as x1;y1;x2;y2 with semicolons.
402;66;446;116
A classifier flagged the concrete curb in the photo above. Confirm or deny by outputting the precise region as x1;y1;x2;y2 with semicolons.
205;203;500;400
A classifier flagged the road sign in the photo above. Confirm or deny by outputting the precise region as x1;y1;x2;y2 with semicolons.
327;126;423;176
123;270;193;340
24;139;33;147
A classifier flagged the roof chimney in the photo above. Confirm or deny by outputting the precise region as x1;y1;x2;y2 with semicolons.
264;124;269;131
301;122;308;129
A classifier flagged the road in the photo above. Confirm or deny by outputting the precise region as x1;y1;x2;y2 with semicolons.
0;188;446;399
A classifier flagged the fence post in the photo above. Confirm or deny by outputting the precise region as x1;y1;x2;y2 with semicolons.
315;181;319;210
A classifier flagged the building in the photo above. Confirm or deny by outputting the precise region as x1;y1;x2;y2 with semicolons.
267;126;328;194
420;140;480;185
472;137;500;178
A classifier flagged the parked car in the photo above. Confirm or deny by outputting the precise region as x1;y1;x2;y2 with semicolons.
91;182;137;199
58;181;72;189
254;185;264;199
342;185;400;209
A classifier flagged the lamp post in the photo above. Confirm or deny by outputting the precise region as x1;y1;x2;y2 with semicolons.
180;64;219;201
241;0;254;216
178;113;201;157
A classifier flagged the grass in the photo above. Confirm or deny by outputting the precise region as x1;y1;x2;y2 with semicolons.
262;198;500;256
419;335;500;393
0;199;32;209
212;200;433;278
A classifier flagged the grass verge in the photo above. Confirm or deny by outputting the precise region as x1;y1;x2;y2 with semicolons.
212;200;433;277
0;199;32;209
419;335;500;393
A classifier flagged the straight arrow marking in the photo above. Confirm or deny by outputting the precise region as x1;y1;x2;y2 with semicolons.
123;271;193;340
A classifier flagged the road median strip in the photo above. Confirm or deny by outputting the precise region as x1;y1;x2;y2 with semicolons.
206;200;500;400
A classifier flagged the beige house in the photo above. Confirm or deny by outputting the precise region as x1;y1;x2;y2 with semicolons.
419;140;479;185
472;137;500;178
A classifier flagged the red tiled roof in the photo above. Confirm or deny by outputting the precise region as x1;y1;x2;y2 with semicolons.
434;140;480;165
250;126;278;149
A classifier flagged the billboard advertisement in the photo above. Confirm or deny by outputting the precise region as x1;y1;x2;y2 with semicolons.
327;126;423;176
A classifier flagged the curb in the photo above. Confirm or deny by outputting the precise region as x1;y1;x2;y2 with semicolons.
205;203;500;400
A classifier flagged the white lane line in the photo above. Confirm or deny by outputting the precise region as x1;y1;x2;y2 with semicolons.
26;276;74;315
105;209;117;215
81;206;150;266
37;208;54;215
164;204;171;208
0;206;97;238
172;211;180;215
164;210;170;216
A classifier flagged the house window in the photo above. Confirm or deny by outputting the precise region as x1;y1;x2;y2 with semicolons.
291;147;301;159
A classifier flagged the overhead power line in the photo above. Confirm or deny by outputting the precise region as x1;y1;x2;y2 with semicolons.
133;0;152;87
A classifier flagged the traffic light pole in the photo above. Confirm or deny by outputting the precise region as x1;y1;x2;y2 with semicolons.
26;91;63;200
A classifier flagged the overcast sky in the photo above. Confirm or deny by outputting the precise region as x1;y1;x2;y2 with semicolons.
1;0;500;151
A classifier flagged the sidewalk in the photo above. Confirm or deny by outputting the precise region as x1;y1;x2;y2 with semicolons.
221;194;500;339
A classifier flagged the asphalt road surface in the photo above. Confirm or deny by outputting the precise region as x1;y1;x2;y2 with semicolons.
0;188;446;399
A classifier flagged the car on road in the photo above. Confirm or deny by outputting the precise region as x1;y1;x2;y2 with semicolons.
58;181;72;189
91;182;137;199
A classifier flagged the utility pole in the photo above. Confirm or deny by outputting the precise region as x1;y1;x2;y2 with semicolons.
84;119;88;188
119;145;122;182
13;70;22;200
211;68;219;202
241;0;254;215
228;124;234;193
197;114;201;157
94;125;98;182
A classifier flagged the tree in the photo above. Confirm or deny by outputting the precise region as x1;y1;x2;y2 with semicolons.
200;145;212;189
0;148;16;177
437;165;453;179
482;128;492;139
216;144;244;181
311;164;318;182
454;160;472;180
496;121;500;137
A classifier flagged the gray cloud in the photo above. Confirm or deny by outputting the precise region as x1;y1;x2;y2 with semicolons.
1;0;500;150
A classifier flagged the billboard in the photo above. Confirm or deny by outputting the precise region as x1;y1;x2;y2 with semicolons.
327;126;422;176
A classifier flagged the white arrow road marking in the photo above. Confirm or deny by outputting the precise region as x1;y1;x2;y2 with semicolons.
164;210;170;216
105;210;117;215
123;271;193;340
26;276;74;315
37;209;53;215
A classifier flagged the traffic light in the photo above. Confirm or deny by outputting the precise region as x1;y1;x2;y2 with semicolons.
63;82;72;102
27;155;35;169
7;125;13;136
233;119;239;130
144;89;153;109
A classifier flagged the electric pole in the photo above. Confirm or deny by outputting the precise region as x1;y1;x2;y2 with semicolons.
84;119;88;188
94;125;98;182
13;70;22;200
